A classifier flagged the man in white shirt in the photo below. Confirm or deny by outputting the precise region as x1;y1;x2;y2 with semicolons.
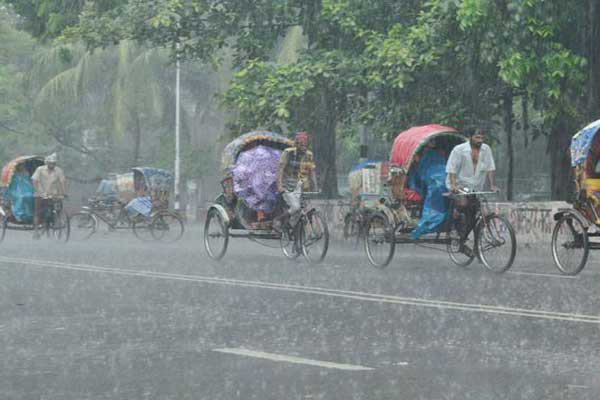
31;153;67;239
445;128;498;255
446;128;498;193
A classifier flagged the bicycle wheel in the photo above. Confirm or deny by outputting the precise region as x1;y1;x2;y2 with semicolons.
551;213;589;275
70;212;97;240
365;213;395;269
343;213;363;249
0;215;7;243
446;226;475;267
150;211;184;242
132;215;154;241
204;208;229;260
301;210;329;264
476;215;516;273
280;225;300;259
51;210;70;243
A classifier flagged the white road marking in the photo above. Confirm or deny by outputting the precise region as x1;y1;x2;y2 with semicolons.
1;256;599;324
508;271;577;279
213;348;374;371
566;384;590;389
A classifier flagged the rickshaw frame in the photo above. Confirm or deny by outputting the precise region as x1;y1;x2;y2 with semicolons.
363;125;516;272
0;155;70;242
551;119;600;274
203;131;329;264
70;167;184;242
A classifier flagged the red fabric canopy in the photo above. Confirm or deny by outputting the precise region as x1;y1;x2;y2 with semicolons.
390;124;461;169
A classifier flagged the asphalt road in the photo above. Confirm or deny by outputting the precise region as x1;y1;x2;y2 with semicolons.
1;225;599;399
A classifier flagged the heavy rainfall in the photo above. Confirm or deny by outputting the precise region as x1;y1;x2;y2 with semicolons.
0;1;599;399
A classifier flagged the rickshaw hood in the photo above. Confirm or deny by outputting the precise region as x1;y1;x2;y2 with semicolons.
570;119;600;167
0;155;45;188
390;125;463;170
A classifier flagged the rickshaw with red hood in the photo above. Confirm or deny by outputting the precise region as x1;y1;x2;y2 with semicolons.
363;125;516;271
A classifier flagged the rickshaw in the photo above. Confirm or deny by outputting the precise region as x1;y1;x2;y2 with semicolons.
203;131;329;264
342;160;388;248
0;155;70;242
70;172;135;239
71;167;184;242
363;124;517;272
551;119;600;275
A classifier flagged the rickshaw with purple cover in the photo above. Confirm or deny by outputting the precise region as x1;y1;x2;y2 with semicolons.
203;131;329;263
551;119;600;274
71;167;184;242
363;125;516;272
0;155;70;242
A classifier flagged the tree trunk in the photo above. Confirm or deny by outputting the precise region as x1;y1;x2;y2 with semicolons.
587;0;600;120
503;88;514;200
548;117;574;200
131;108;141;167
308;86;338;198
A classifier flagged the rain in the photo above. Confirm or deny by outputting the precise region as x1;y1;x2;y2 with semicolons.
1;1;600;399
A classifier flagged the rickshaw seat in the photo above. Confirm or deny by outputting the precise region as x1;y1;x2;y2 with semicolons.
404;189;422;203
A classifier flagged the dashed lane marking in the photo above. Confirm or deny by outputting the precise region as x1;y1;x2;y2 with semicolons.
1;256;599;324
213;348;374;371
508;271;578;279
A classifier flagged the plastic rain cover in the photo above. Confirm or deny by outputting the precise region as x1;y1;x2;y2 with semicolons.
232;145;282;212
409;148;448;239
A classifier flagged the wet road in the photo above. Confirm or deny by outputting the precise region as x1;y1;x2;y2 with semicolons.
1;226;599;399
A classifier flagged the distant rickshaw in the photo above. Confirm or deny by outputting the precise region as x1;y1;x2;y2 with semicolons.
342;160;388;248
71;167;184;242
363;124;516;272
203;131;329;263
0;155;70;242
551;119;600;274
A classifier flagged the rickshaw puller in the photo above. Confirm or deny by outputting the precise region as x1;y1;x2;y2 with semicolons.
31;153;67;240
446;128;498;250
273;132;318;231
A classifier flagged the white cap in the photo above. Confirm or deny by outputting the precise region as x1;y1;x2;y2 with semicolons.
45;153;57;163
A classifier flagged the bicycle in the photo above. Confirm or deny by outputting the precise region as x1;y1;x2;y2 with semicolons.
342;196;379;249
446;189;517;273
364;188;516;272
70;197;133;240
279;184;329;264
35;197;70;242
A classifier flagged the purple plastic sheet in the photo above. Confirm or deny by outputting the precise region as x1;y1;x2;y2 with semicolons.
232;145;282;212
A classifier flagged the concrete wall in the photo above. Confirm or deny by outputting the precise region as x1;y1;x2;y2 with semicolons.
314;200;569;245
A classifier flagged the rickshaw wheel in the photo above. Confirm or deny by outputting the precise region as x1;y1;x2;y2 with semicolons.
476;215;516;273
51;210;70;243
70;212;97;240
150;211;184;242
204;208;229;260
343;212;364;249
446;225;476;267
132;215;154;241
551;213;589;275
301;210;329;264
365;213;395;269
280;225;300;259
0;215;7;243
